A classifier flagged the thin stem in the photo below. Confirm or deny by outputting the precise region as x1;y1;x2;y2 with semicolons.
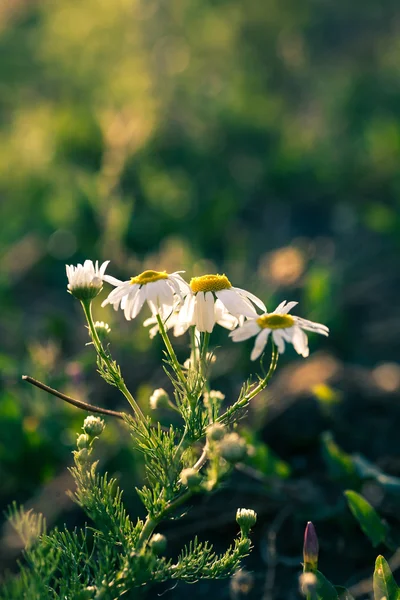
81;300;145;421
189;326;198;371
216;342;279;426
137;490;192;551
22;376;125;420
156;313;186;386
200;332;210;379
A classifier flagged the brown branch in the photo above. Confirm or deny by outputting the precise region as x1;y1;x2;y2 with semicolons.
22;375;125;420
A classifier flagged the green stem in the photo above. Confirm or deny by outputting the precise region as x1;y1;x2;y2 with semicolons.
137;490;192;551
200;332;210;379
156;313;186;386
81;300;145;421
189;326;198;370
216;342;279;426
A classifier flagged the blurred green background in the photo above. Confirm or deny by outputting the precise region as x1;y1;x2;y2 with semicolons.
1;0;400;597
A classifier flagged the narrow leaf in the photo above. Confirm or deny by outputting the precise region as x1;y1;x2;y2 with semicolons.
345;490;388;547
314;571;339;600
373;555;400;600
335;585;355;600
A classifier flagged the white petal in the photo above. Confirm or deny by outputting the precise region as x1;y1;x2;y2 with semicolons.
273;300;287;314
130;287;146;319
295;317;329;336
250;329;270;360
280;301;298;314
230;320;260;341
194;292;206;332
99;260;110;276
292;326;309;357
203;292;216;333
102;274;126;287
216;289;257;318
179;293;195;324
232;287;266;312
272;330;285;354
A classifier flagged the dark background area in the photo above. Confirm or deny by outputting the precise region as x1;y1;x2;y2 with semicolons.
1;0;400;597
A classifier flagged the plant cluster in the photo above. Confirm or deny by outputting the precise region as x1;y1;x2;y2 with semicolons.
2;260;329;599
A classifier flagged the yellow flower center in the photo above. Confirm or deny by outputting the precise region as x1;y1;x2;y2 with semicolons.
257;314;295;329
190;274;232;293
130;270;168;285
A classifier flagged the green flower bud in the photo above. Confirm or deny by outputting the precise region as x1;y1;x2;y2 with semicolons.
206;423;226;442
180;468;202;489
149;388;171;410
236;508;257;533
75;448;90;463
94;321;111;342
77;433;90;450
149;533;167;555
303;521;319;572
219;433;248;463
83;416;105;437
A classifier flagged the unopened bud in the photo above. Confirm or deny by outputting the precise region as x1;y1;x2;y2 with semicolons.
300;572;317;596
230;569;254;596
303;521;319;572
203;390;225;409
77;433;90;450
94;321;111;341
219;433;247;463
180;468;202;489
149;533;167;555
75;448;90;463
207;423;226;442
83;416;105;437
149;388;171;410
236;508;257;534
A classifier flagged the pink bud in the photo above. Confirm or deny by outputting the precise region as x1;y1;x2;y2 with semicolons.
303;521;319;572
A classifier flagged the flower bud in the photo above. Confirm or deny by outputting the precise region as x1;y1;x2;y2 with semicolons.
75;448;90;464
230;569;254;596
206;423;226;442
236;508;257;534
203;389;225;409
77;433;90;450
149;533;167;555
83;416;105;437
94;321;111;342
303;521;319;572
149;388;171;410
180;468;202;489
299;572;317;596
219;433;247;463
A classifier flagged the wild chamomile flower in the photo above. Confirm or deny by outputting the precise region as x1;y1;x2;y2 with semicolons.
145;298;239;338
66;260;109;300
143;304;188;339
178;274;265;333
230;300;329;360
101;269;189;320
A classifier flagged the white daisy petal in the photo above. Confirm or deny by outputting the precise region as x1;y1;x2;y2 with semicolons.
250;329;270;361
203;292;216;333
292;326;309;357
272;330;285;354
230;320;261;342
216;289;257;318
232;287;266;312
280;301;298;314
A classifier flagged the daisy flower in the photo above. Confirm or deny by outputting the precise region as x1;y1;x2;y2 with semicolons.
66;260;110;300
145;298;240;338
178;274;266;333
229;300;329;360
101;269;189;320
